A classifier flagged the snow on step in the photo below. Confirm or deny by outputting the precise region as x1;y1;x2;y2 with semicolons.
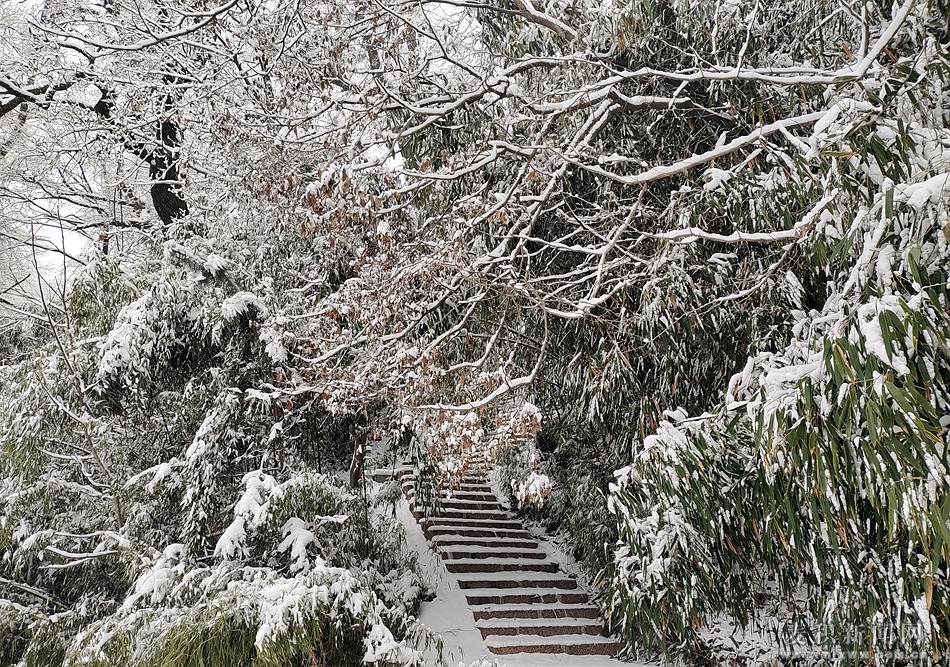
476;617;604;637
399;478;492;493
440;546;546;559
409;497;505;512
400;481;495;496
422;517;523;529
437;500;505;511
430;535;539;549
420;511;516;521
443;557;559;574
420;501;508;512
440;491;497;501
425;525;527;539
407;497;505;509
485;634;619;656
424;526;534;539
469;602;601;620
464;589;591;606
421;509;513;521
401;485;496;499
454;572;577;590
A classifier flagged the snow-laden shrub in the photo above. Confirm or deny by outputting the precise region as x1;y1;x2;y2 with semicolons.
67;253;140;337
607;414;766;656
63;554;435;667
0;224;435;666
605;18;950;659
512;471;553;509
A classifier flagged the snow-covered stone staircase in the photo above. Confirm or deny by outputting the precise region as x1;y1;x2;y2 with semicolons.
397;469;620;657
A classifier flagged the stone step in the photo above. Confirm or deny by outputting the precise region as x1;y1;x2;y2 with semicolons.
469;603;601;620
421;517;523;530
464;590;591;606
430;535;539;550
455;572;577;590
485;634;619;656
410;500;504;512
416;508;513;521
459;484;494;495
424;526;533;540
416;476;487;487
443;558;559;574
476;617;605;638
438;500;505;511
437;491;497;501
406;493;505;506
401;481;493;495
405;494;505;513
440;546;546;560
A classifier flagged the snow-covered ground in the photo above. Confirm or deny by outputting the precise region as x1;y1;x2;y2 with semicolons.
396;497;493;665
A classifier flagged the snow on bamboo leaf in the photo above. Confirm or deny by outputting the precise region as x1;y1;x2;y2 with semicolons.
512;472;552;508
220;291;268;320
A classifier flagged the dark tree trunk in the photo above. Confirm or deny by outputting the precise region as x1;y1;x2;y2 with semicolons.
148;117;188;225
349;412;368;489
93;85;188;227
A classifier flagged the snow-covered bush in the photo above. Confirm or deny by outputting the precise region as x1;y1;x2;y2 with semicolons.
0;214;435;666
602;0;950;660
65;561;433;667
512;472;553;509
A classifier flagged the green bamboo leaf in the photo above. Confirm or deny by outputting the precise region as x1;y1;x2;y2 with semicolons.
927;505;950;557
